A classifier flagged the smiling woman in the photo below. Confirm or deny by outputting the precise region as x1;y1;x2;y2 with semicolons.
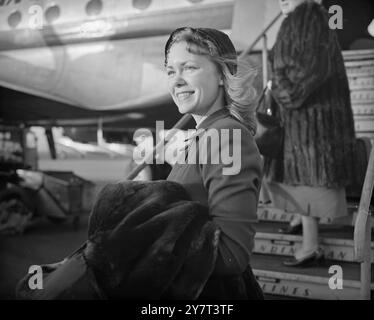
165;27;258;134
166;42;224;121
164;27;264;300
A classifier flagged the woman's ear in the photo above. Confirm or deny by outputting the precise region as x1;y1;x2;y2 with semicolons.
219;79;224;86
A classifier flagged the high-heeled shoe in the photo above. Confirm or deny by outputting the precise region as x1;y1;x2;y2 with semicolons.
282;249;324;267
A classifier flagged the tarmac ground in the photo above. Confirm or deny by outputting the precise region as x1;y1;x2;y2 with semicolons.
0;213;89;299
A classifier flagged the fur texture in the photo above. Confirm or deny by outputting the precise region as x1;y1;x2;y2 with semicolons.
265;1;356;188
17;181;220;299
88;180;221;299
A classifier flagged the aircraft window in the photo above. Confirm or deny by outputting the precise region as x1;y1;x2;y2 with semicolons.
45;5;60;24
187;0;204;3
132;0;152;11
8;10;21;28
86;0;103;16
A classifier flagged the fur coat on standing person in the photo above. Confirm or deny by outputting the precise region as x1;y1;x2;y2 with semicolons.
265;0;356;188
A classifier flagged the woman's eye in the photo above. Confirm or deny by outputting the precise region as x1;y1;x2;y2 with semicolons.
184;65;196;71
167;70;175;76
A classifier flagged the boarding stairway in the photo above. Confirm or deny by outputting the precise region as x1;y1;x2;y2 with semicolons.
251;49;374;300
252;204;373;300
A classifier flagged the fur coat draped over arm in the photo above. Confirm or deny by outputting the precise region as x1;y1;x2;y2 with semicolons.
16;181;220;300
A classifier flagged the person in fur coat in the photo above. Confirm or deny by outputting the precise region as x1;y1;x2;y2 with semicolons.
262;0;356;266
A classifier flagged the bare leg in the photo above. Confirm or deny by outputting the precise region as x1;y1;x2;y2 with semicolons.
295;216;319;259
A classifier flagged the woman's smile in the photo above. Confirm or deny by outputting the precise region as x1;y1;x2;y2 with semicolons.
176;90;195;102
166;41;225;117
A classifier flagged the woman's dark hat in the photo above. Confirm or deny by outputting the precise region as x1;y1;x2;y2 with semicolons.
164;27;237;74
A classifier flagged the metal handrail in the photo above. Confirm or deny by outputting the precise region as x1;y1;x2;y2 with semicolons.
238;11;282;87
354;146;374;299
124;114;192;180
238;12;282;60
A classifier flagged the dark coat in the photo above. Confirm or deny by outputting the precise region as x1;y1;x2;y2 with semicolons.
265;1;356;188
17;181;221;300
167;108;263;275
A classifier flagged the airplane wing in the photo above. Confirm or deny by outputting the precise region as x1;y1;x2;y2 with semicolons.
0;0;233;128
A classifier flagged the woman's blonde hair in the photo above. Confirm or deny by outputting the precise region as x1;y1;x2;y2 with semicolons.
165;27;258;135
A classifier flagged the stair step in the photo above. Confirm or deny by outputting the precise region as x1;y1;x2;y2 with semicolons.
343;50;374;141
348;76;374;90
251;254;374;300
354;115;374;131
357;132;374;142
345;59;374;68
254;222;374;262
352;104;374;115
257;204;373;227
347;69;374;78
343;49;374;61
345;63;374;77
351;90;374;104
